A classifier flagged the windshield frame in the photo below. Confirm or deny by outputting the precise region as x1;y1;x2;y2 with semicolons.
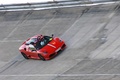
25;38;38;45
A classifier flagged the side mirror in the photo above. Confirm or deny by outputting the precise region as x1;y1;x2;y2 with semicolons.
52;34;54;37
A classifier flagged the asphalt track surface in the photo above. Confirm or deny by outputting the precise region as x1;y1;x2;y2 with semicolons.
0;3;120;80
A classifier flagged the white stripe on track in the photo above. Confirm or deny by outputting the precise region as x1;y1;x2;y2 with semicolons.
0;73;120;77
0;40;25;42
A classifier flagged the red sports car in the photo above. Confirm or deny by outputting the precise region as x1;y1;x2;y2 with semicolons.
19;34;66;60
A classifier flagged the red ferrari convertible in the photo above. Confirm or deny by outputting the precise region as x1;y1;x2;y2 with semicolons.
19;34;66;60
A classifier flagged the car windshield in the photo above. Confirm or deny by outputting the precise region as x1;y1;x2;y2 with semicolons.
36;36;53;49
25;36;53;49
26;38;37;45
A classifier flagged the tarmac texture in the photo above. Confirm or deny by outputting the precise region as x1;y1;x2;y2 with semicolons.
0;3;120;80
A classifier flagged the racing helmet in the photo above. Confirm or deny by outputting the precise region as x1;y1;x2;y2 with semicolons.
37;35;43;41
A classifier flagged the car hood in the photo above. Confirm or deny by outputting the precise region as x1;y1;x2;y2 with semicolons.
39;38;62;54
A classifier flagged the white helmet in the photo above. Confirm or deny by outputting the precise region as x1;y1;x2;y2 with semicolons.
29;44;36;51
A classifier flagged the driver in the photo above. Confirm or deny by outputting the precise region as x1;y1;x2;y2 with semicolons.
36;35;45;48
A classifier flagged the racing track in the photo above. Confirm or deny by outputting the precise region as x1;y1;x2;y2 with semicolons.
0;2;120;80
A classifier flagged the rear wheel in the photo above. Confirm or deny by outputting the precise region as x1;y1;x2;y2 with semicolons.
21;52;29;59
38;54;45;61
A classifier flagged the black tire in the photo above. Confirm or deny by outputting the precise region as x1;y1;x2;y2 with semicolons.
21;52;29;59
38;54;45;61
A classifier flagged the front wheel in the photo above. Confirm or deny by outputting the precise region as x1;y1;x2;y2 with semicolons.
21;52;29;59
38;54;45;61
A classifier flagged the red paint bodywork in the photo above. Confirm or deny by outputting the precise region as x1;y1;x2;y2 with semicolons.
19;34;66;60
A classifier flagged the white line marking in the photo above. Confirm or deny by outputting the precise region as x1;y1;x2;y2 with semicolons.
0;40;25;42
0;74;120;77
38;15;56;32
1;1;118;12
3;27;18;41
